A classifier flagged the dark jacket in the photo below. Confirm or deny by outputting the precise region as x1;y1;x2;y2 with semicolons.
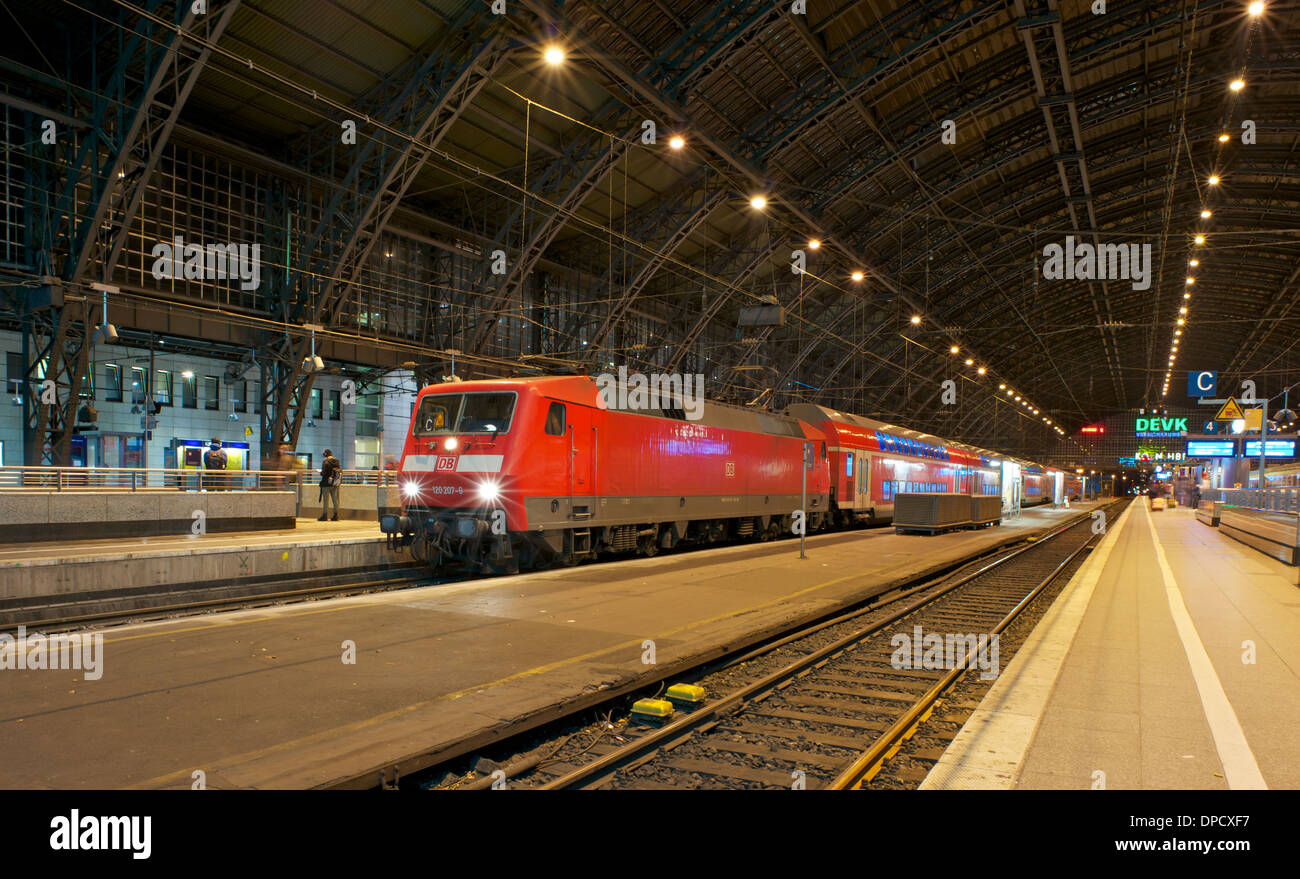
319;455;342;488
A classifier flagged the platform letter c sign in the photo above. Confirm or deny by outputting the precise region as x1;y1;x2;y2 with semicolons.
1091;510;1106;535
341;639;356;665
791;510;805;536
192;770;206;790
1091;769;1106;790
641;639;656;665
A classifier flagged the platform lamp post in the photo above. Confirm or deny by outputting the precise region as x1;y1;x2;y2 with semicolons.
800;441;812;560
1258;397;1268;499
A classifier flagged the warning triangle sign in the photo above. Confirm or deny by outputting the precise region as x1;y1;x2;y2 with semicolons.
1214;398;1245;421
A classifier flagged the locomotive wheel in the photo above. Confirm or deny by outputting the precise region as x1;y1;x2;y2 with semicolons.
639;535;658;557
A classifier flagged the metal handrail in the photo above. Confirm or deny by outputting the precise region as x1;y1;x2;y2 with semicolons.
0;466;404;491
1203;486;1300;516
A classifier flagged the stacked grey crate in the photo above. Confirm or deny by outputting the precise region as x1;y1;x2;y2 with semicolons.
969;495;1002;527
893;493;971;534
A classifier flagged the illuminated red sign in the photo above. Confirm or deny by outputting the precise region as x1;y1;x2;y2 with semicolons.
1080;425;1105;435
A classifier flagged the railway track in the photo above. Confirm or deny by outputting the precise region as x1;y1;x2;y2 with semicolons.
432;498;1126;790
1;566;433;634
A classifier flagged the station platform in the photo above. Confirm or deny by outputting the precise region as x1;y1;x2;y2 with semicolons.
923;500;1300;790
0;502;1099;789
0;519;403;621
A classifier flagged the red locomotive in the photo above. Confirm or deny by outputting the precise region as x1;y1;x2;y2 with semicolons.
381;376;831;572
380;375;1069;572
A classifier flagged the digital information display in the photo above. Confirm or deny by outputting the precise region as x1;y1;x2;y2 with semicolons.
1186;440;1236;457
1244;439;1297;458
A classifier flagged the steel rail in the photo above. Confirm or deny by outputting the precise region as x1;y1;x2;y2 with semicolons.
536;502;1120;790
827;526;1103;789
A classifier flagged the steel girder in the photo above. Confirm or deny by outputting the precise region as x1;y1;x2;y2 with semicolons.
25;1;225;465
661;237;785;374
463;116;639;356
260;5;509;456
466;0;786;358
20;293;92;466
748;0;1006;168
583;184;726;360
91;1;243;282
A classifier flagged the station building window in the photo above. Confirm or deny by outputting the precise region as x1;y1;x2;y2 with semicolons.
328;389;340;420
130;367;146;405
310;387;323;419
233;380;247;413
104;364;123;402
204;375;219;410
181;372;197;408
155;370;173;406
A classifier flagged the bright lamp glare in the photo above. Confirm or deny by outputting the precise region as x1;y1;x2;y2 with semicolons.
669;135;685;150
444;437;458;451
402;481;420;498
544;46;564;65
478;481;501;503
750;195;767;210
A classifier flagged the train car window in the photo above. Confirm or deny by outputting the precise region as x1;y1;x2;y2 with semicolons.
544;402;566;436
845;452;853;478
820;442;827;460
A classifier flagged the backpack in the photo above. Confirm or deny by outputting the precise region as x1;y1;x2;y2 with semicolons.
324;457;341;487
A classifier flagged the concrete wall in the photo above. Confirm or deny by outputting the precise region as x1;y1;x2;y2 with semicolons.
0;534;406;608
0;490;297;540
298;483;402;520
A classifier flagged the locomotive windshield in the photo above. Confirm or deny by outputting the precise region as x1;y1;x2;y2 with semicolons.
413;392;516;436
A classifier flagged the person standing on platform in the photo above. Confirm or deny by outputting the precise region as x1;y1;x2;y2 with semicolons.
203;438;227;491
319;449;342;521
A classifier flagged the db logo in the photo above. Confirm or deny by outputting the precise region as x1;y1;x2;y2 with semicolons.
725;461;736;477
436;456;457;471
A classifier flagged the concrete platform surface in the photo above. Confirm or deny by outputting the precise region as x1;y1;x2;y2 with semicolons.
923;500;1300;791
0;503;1096;789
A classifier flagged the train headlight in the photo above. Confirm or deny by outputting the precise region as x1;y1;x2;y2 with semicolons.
444;437;458;451
478;480;500;503
402;481;421;499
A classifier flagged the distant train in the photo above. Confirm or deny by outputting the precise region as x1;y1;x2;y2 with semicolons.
380;376;1077;573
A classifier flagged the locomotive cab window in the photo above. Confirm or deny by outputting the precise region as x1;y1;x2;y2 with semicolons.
544;402;566;436
413;392;517;436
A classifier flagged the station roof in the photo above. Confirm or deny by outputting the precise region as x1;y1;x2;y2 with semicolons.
4;0;1297;455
